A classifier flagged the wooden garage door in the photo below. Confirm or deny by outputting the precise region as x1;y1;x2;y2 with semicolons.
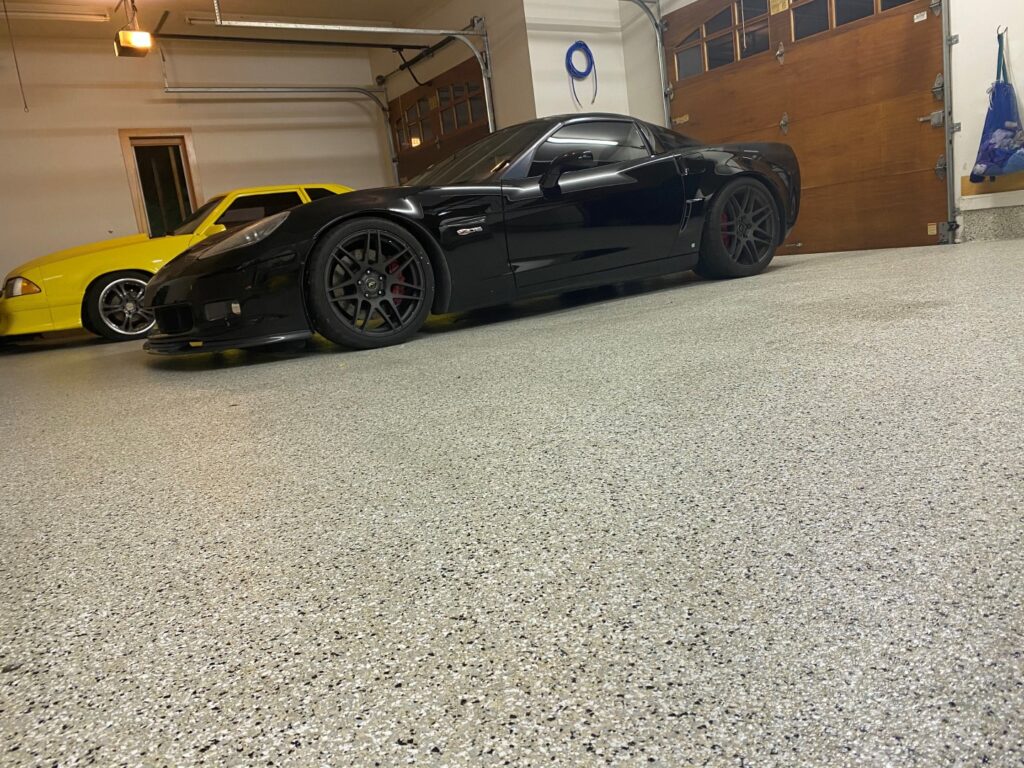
665;0;948;254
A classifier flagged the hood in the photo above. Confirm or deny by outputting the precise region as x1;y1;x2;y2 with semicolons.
8;233;152;277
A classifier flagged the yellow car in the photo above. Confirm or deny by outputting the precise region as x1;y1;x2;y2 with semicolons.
0;183;352;342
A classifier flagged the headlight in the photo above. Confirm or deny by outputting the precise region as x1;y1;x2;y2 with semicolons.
3;277;42;298
198;211;291;260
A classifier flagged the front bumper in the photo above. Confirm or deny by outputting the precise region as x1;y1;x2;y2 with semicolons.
143;248;312;355
0;294;54;337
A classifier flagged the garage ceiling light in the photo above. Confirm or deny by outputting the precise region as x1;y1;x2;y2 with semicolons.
2;3;108;22
113;0;151;58
114;28;151;56
185;15;397;28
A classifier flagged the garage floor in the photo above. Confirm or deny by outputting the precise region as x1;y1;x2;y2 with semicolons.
1;240;1022;766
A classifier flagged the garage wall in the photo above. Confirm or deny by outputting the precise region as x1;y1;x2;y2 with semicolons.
950;0;1024;240
620;1;669;125
0;36;390;278
521;0;631;118
375;0;642;127
368;0;536;128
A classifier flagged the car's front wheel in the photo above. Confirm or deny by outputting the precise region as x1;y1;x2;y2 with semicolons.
307;218;435;350
83;271;155;342
696;178;781;279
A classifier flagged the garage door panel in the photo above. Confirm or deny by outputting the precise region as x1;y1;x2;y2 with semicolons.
671;57;799;141
672;9;942;143
783;170;948;254
785;92;947;189
664;0;947;253
775;7;943;121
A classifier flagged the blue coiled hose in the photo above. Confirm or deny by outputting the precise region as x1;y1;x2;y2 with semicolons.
565;40;597;108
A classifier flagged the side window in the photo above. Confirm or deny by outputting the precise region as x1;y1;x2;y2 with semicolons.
305;187;339;201
527;121;650;177
216;191;303;227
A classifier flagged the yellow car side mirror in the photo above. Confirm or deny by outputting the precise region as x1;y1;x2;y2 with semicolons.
202;223;227;237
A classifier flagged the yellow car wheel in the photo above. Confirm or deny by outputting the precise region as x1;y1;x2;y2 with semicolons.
83;271;156;342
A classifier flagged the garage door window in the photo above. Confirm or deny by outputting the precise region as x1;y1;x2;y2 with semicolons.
705;7;733;34
793;0;830;40
675;45;703;80
835;0;874;27
216;192;303;227
673;0;773;81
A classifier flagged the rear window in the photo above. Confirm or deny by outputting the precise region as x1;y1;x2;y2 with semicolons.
306;187;339;201
216;191;303;227
643;124;700;154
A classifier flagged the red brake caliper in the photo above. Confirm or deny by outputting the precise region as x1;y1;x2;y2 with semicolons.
388;260;405;307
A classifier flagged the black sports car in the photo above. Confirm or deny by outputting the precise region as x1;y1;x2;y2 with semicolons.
143;113;800;353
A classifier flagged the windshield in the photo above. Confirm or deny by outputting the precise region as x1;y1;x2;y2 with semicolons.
408;123;550;186
171;196;224;236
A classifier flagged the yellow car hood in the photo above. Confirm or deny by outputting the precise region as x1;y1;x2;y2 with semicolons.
10;233;152;276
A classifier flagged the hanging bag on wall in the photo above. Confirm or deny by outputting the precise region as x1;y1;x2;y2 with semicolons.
970;29;1024;183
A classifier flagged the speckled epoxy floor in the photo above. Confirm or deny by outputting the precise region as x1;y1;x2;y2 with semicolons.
1;240;1022;767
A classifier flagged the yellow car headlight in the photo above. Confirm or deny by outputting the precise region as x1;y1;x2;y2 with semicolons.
3;277;42;298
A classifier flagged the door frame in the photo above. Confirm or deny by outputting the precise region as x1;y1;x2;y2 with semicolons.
118;128;203;236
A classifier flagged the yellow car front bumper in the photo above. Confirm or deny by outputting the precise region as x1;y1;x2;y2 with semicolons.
0;294;55;336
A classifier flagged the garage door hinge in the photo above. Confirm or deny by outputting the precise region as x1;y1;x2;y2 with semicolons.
932;73;945;101
935;154;947;180
947;34;959;47
939;220;959;244
919;110;945;127
930;0;942;15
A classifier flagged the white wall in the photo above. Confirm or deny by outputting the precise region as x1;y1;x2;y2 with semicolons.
950;0;1024;215
620;1;668;124
0;36;391;278
369;0;537;128
522;0;631;118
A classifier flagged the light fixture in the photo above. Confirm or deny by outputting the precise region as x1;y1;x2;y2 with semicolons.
114;28;151;57
2;4;109;23
113;0;151;58
410;137;422;147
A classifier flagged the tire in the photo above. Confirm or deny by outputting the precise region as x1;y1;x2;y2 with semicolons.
307;217;435;350
83;271;155;342
696;178;781;279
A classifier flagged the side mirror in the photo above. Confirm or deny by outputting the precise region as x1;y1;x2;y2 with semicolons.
539;150;597;195
200;223;227;238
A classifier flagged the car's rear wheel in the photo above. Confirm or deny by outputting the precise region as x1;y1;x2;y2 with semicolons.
696;178;781;279
83;271;155;341
307;218;434;350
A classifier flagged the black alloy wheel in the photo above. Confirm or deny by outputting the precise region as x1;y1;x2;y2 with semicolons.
307;217;435;349
696;178;781;279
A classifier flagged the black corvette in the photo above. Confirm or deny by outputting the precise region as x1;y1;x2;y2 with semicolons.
143;113;800;353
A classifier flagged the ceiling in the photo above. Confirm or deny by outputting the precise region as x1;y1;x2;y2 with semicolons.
1;1;454;40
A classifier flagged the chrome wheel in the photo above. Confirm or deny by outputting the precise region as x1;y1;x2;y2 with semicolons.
98;277;154;337
324;228;428;336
